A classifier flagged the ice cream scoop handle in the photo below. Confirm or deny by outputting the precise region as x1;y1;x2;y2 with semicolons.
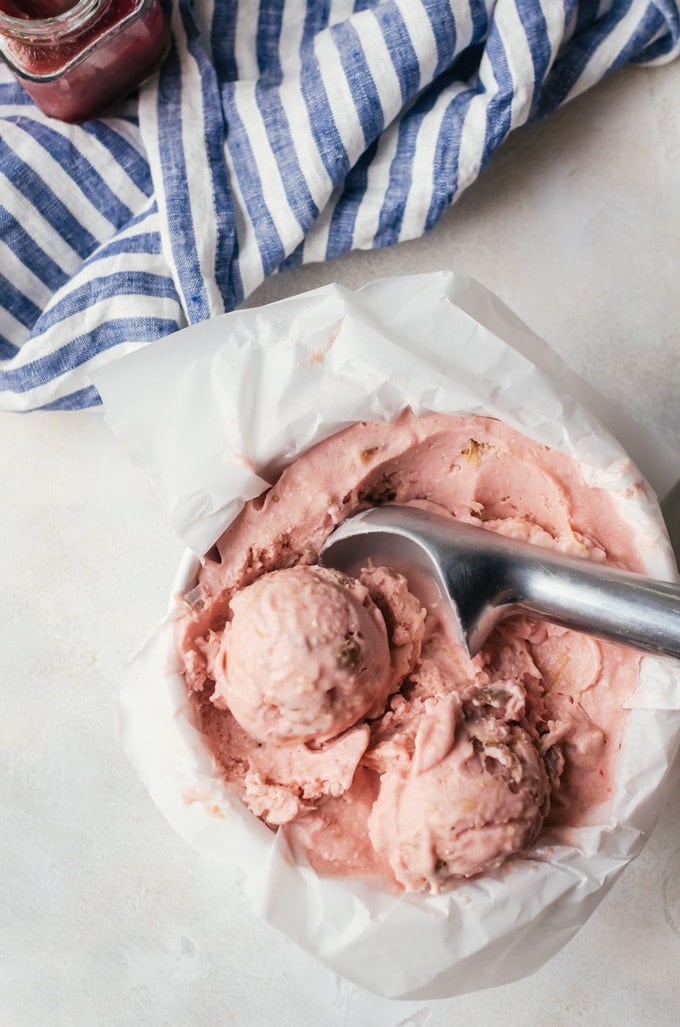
496;556;680;660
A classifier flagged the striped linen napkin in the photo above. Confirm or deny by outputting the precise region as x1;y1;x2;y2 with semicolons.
1;0;678;412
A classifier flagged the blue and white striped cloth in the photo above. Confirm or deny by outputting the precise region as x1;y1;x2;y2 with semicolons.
1;0;678;411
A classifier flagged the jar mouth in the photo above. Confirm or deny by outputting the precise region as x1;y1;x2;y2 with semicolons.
0;0;103;38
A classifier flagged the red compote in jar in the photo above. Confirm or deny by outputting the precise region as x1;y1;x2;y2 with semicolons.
0;0;170;121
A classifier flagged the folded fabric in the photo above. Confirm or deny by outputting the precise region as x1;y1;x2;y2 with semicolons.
1;0;678;412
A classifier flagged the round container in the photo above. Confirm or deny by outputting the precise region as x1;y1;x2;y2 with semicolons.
111;273;680;1000
145;428;679;1000
0;0;170;121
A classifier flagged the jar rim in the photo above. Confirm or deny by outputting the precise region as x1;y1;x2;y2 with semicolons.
0;0;103;39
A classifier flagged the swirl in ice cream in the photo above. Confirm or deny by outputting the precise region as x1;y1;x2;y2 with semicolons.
177;411;645;893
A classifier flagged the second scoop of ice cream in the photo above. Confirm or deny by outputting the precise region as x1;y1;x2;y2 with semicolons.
213;565;392;743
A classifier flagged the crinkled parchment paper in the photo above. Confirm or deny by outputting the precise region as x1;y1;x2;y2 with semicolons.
92;272;680;999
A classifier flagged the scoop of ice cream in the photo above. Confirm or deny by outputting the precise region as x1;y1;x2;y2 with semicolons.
213;565;392;743
368;717;550;891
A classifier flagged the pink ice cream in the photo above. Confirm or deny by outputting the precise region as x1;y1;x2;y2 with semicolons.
177;411;646;893
212;565;392;743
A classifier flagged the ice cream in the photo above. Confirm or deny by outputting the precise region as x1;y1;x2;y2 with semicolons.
212;565;392;743
177;410;646;893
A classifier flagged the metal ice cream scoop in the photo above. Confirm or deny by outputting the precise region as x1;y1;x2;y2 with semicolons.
320;501;680;659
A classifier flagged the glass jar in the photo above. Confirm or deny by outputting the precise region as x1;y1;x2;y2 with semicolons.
0;0;170;122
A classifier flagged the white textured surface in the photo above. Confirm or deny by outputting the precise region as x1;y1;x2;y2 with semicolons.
2;61;680;1026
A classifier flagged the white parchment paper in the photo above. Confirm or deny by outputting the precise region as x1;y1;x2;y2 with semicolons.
93;272;680;999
